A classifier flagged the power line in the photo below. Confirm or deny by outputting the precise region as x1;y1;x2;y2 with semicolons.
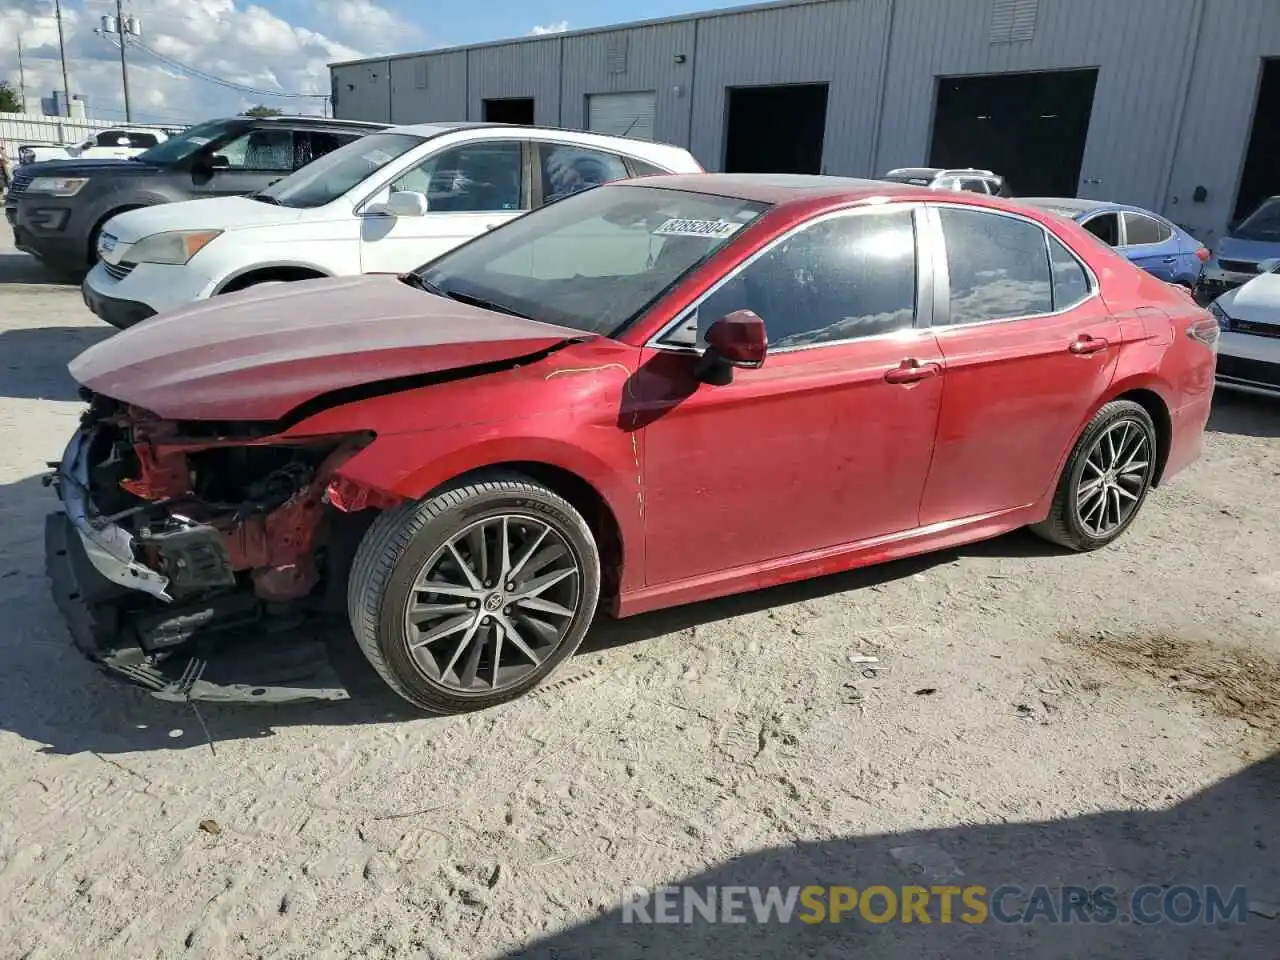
108;34;328;100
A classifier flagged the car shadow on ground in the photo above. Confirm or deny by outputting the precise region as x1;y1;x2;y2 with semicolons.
496;750;1279;959
0;324;113;401
0;446;1068;758
0;251;74;286
1208;390;1280;439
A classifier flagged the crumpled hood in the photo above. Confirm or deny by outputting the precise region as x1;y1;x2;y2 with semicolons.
1218;272;1280;327
69;275;589;422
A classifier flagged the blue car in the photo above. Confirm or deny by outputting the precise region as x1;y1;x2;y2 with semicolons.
1197;195;1280;301
1019;197;1209;288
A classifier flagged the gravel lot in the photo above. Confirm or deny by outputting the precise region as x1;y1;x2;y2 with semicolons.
0;228;1277;959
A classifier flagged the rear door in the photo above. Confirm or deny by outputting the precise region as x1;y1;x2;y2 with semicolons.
1118;211;1181;283
359;138;529;274
918;203;1120;525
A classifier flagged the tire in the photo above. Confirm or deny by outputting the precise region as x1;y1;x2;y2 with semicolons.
1031;400;1158;551
347;472;602;714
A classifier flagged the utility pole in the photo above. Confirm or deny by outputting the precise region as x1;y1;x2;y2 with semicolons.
54;0;71;115
16;35;27;112
115;0;133;122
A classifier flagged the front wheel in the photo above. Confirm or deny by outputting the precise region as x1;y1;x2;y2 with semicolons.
347;473;601;714
1031;400;1158;551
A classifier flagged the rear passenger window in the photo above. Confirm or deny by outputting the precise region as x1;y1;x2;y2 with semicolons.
538;144;630;204
1048;236;1090;310
938;207;1053;325
1123;212;1173;245
959;179;988;193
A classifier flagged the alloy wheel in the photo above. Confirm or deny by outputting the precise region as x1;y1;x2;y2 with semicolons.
1074;418;1153;538
401;514;582;694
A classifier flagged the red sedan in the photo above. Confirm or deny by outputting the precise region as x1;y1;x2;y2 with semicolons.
46;174;1219;714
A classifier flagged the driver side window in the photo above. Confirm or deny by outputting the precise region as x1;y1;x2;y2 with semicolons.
390;140;524;213
681;210;918;349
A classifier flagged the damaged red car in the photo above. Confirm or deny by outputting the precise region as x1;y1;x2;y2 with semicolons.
45;174;1218;714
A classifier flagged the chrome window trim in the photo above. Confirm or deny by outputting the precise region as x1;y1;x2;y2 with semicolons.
644;202;931;356
923;200;1101;332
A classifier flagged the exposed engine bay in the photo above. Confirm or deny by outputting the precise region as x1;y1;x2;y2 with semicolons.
44;393;395;702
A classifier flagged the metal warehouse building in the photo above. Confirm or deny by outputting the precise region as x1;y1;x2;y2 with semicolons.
329;0;1279;243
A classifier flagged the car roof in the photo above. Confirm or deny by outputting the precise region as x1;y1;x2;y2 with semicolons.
385;121;698;165
1019;197;1174;222
620;173;936;205
251;116;389;128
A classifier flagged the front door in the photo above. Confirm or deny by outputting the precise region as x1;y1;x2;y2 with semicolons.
188;127;297;198
637;206;944;587
919;204;1121;525
359;139;528;275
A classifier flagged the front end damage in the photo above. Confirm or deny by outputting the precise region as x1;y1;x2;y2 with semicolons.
44;394;397;703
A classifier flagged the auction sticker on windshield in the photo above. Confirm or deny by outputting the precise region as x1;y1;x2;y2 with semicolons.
653;218;744;239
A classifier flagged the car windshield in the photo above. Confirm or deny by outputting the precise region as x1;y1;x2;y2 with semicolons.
1233;197;1280;241
256;132;425;208
133;119;240;165
414;184;770;335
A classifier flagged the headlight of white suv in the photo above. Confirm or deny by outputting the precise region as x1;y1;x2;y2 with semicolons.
127;230;224;265
28;176;89;197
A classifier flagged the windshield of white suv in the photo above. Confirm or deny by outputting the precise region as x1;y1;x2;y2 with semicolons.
1234;197;1280;241
255;132;425;208
413;183;770;335
133;119;240;165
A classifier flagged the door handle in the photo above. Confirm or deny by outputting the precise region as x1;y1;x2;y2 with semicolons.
884;359;942;384
1069;334;1110;355
1162;256;1178;263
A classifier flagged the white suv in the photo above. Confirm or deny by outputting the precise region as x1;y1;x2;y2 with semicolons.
82;122;704;328
879;167;1012;197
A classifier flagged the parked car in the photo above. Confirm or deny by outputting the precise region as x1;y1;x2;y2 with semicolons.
8;115;389;277
17;128;170;167
45;175;1217;713
880;167;1013;196
1196;195;1280;302
1019;197;1210;289
1208;256;1280;397
80;122;705;329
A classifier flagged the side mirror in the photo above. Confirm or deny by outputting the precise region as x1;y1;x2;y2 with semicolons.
694;310;767;382
384;190;429;217
1258;257;1280;274
207;154;231;169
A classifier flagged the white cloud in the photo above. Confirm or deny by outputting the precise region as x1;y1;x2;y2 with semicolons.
530;20;569;36
0;0;421;126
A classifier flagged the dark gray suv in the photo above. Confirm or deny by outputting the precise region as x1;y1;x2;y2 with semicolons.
7;115;388;277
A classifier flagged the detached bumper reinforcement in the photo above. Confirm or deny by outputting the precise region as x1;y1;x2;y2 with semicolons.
45;510;351;704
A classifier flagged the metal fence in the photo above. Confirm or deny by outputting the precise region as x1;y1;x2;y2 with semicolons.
0;111;177;158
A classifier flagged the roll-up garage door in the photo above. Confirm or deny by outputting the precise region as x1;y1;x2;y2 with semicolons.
586;92;656;141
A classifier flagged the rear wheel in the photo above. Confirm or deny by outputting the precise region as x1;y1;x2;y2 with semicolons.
1031;400;1158;551
347;473;601;714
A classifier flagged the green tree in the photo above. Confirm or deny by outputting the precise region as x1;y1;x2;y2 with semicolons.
241;105;283;118
0;81;22;114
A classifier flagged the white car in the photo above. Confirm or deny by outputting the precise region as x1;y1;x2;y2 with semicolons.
81;122;704;328
18;128;169;166
1209;256;1280;398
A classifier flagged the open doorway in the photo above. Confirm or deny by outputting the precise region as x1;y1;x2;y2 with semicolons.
1232;58;1280;222
723;83;828;174
929;69;1098;196
483;98;535;125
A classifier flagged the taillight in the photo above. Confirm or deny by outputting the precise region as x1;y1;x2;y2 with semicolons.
1186;316;1220;347
1196;246;1210;262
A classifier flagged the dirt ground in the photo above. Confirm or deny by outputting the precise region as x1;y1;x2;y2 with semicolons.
0;231;1277;959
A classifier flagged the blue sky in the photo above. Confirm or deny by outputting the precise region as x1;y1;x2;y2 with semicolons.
0;0;749;124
